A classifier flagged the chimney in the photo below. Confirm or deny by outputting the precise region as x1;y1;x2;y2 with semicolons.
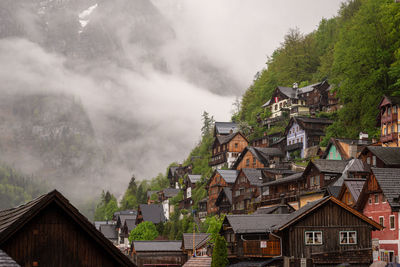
293;82;298;89
359;132;369;140
229;129;233;134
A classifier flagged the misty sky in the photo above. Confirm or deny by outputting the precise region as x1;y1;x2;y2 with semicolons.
0;0;345;198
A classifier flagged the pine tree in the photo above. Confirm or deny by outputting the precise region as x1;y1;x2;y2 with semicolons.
211;235;228;267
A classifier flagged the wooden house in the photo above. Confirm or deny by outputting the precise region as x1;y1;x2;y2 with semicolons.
232;146;285;171
130;241;186;267
214;121;239;137
146;190;158;204
359;146;400;168
285;116;333;159
181;175;201;209
338;179;366;208
197;198;208;219
356;168;400;263
301;81;331;115
167;164;192;189
327;86;340;112
121;219;136;249
206;169;238;215
377;95;400;147
215;187;233;215
115;210;137;245
323;137;372;160
135;204;166;226
0;190;135;267
158;188;180;220
220;196;382;266
181;233;211;257
209;131;248;169
250;133;282;148
232;168;263;214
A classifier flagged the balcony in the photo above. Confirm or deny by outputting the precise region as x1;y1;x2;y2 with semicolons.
209;152;226;166
261;191;298;204
381;113;398;124
380;132;398;143
243;240;281;257
286;142;303;152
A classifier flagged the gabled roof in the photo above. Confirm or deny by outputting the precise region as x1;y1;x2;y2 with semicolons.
224;214;290;234
360;146;400;166
338;179;366;204
162;188;180;198
216;187;233;205
214;122;238;136
278;196;382;231
117;213;137;228
187;175;202;184
124;219;136;233
216;169;239;184
310;159;349;174
0;190;134;266
242;168;264;186
100;224;118;240
183;256;212;267
232;147;284;169
215;131;248;146
0;249;20;267
255;204;294;215
94;220;115;230
138;204;166;224
182;233;211;250
132;241;182;252
378;95;400;108
370;168;400;210
262;172;303;187
323;138;372;160
284;116;333;136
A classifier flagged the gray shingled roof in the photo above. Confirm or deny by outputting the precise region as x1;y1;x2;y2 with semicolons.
295;116;333;125
343;179;366;203
216;132;239;145
216;169;239;184
124;219;136;232
313;159;349;173
214;122;238;135
248;147;284;166
188;175;202;184
133;241;182;252
263;172;303;187
242;168;264;186
138;204;166;224
371;168;400;209
0;249;20;267
94;220;115;230
162;188;180;198
216;187;233;205
366;146;400;166
117;213;137;228
100;224;118;240
182;233;211;250
225;214;290;233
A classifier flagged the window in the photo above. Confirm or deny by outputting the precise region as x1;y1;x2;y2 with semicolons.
394;106;398;114
305;231;322;245
388;107;391;115
379;216;384;227
382;194;387;203
390;215;395;230
246;159;250;166
340;231;357;245
253;157;256;166
235;190;240;197
372;156;376;167
368;197;372;205
375;194;379;204
234;143;238;149
367;157;371;165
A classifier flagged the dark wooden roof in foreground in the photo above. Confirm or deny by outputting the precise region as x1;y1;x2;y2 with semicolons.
0;190;135;267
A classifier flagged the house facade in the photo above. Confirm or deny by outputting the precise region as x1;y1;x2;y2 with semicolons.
232;168;263;214
209;132;248;169
232;146;285;171
377;96;400;147
358;146;400;168
167;164;192;189
285;116;333;159
356;168;400;263
206;169;238;215
323;137;372;160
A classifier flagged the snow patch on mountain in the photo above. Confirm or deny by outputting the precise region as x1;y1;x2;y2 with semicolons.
79;3;97;29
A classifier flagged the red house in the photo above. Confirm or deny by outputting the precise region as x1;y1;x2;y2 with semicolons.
356;168;400;263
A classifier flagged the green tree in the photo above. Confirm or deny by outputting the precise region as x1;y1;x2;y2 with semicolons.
201;111;215;137
211;235;228;267
120;174;138;210
94;190;118;220
129;221;159;242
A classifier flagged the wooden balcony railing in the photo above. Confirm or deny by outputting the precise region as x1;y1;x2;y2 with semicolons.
381;113;398;124
209;152;226;166
381;132;398;143
261;191;297;202
243;240;281;257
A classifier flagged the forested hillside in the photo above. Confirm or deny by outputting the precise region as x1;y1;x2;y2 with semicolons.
233;0;400;143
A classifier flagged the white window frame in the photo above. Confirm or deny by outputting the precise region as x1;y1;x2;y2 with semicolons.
339;231;357;245
389;215;395;230
382;194;387;203
368;197;372;205
304;231;323;245
375;194;379;204
379;216;384;227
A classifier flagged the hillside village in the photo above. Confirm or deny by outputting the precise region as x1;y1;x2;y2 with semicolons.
1;0;400;266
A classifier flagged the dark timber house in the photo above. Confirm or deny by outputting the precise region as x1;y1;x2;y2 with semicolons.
135;204;166;226
130;241;185;267
220;196;382;266
0;190;135;267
